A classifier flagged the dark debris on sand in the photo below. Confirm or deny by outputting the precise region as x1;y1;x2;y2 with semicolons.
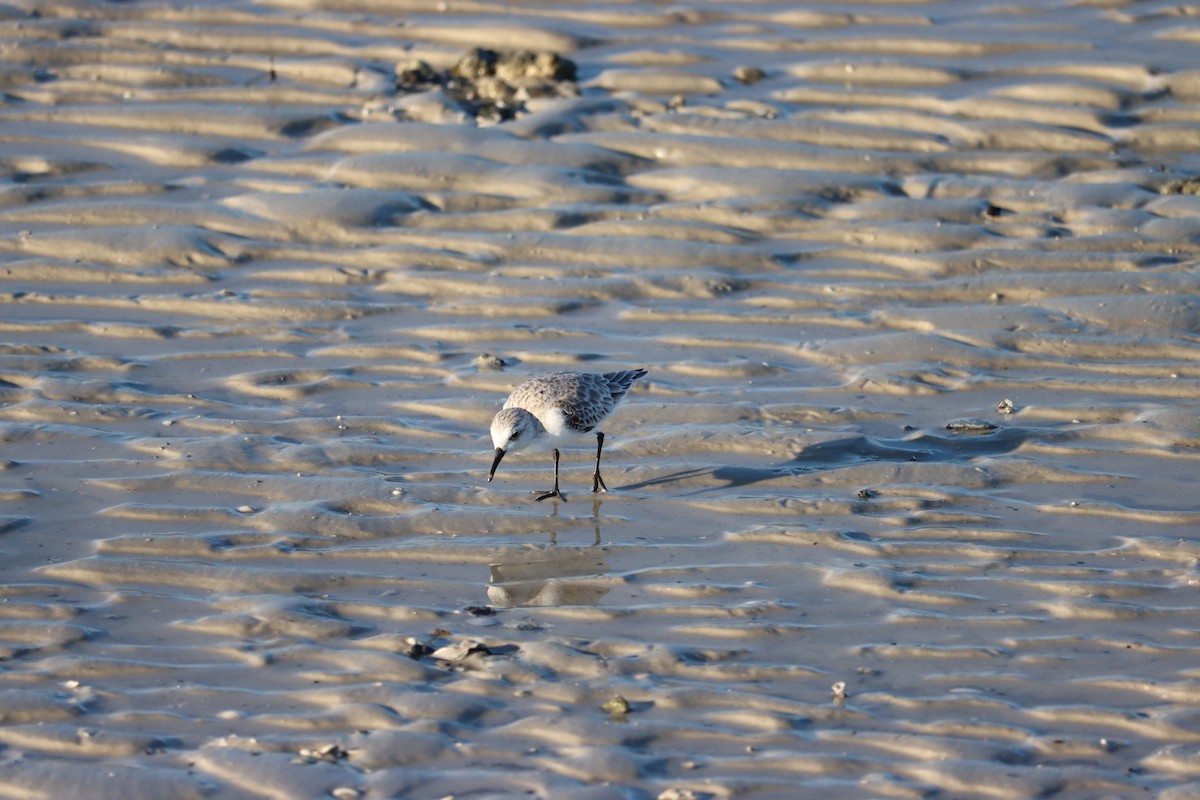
396;48;578;124
1162;176;1200;195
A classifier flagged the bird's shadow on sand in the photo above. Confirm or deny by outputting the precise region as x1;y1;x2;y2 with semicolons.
621;424;1046;495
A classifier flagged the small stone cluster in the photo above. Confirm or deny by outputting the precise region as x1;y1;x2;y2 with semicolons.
396;48;579;123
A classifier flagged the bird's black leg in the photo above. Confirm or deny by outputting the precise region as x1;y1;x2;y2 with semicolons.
592;431;608;493
535;448;563;502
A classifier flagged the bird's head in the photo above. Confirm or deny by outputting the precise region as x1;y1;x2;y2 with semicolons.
488;407;541;481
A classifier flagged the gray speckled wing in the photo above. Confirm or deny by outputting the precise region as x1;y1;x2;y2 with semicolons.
563;373;614;432
503;369;647;434
602;369;648;403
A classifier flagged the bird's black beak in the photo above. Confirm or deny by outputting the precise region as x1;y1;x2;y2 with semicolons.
488;447;505;481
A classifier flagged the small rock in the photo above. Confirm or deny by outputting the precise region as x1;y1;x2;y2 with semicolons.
475;353;506;370
473;75;516;106
397;48;578;124
1162;176;1200;195
533;51;576;81
494;50;537;83
733;65;766;84
395;59;437;89
945;418;999;434
601;695;630;715
403;637;434;659
451;48;499;81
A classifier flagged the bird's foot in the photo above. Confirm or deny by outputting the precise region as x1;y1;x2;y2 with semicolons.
534;487;564;502
592;471;608;494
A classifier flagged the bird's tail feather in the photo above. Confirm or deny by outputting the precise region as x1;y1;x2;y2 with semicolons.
604;368;648;400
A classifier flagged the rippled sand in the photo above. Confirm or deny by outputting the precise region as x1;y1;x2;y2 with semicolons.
3;0;1200;798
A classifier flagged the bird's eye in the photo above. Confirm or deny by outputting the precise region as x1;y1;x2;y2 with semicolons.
510;431;520;440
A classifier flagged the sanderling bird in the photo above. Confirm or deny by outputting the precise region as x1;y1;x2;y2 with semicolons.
488;368;648;501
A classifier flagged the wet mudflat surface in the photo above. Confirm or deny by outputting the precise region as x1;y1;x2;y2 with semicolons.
1;1;1200;797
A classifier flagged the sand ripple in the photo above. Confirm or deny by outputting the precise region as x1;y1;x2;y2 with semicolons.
2;0;1200;797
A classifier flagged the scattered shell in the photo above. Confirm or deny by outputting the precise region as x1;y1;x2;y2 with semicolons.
236;505;257;514
997;398;1015;415
856;489;873;500
299;743;349;762
832;681;848;702
657;789;703;800
431;638;492;663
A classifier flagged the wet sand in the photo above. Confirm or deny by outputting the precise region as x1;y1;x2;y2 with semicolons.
2;0;1200;797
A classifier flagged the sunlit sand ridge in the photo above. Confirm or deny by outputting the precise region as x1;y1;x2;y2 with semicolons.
1;1;1200;797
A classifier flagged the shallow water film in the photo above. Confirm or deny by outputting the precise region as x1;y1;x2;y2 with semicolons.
2;1;1200;798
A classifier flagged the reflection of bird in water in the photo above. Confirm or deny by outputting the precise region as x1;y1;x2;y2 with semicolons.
488;499;608;607
488;369;647;501
488;545;611;607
